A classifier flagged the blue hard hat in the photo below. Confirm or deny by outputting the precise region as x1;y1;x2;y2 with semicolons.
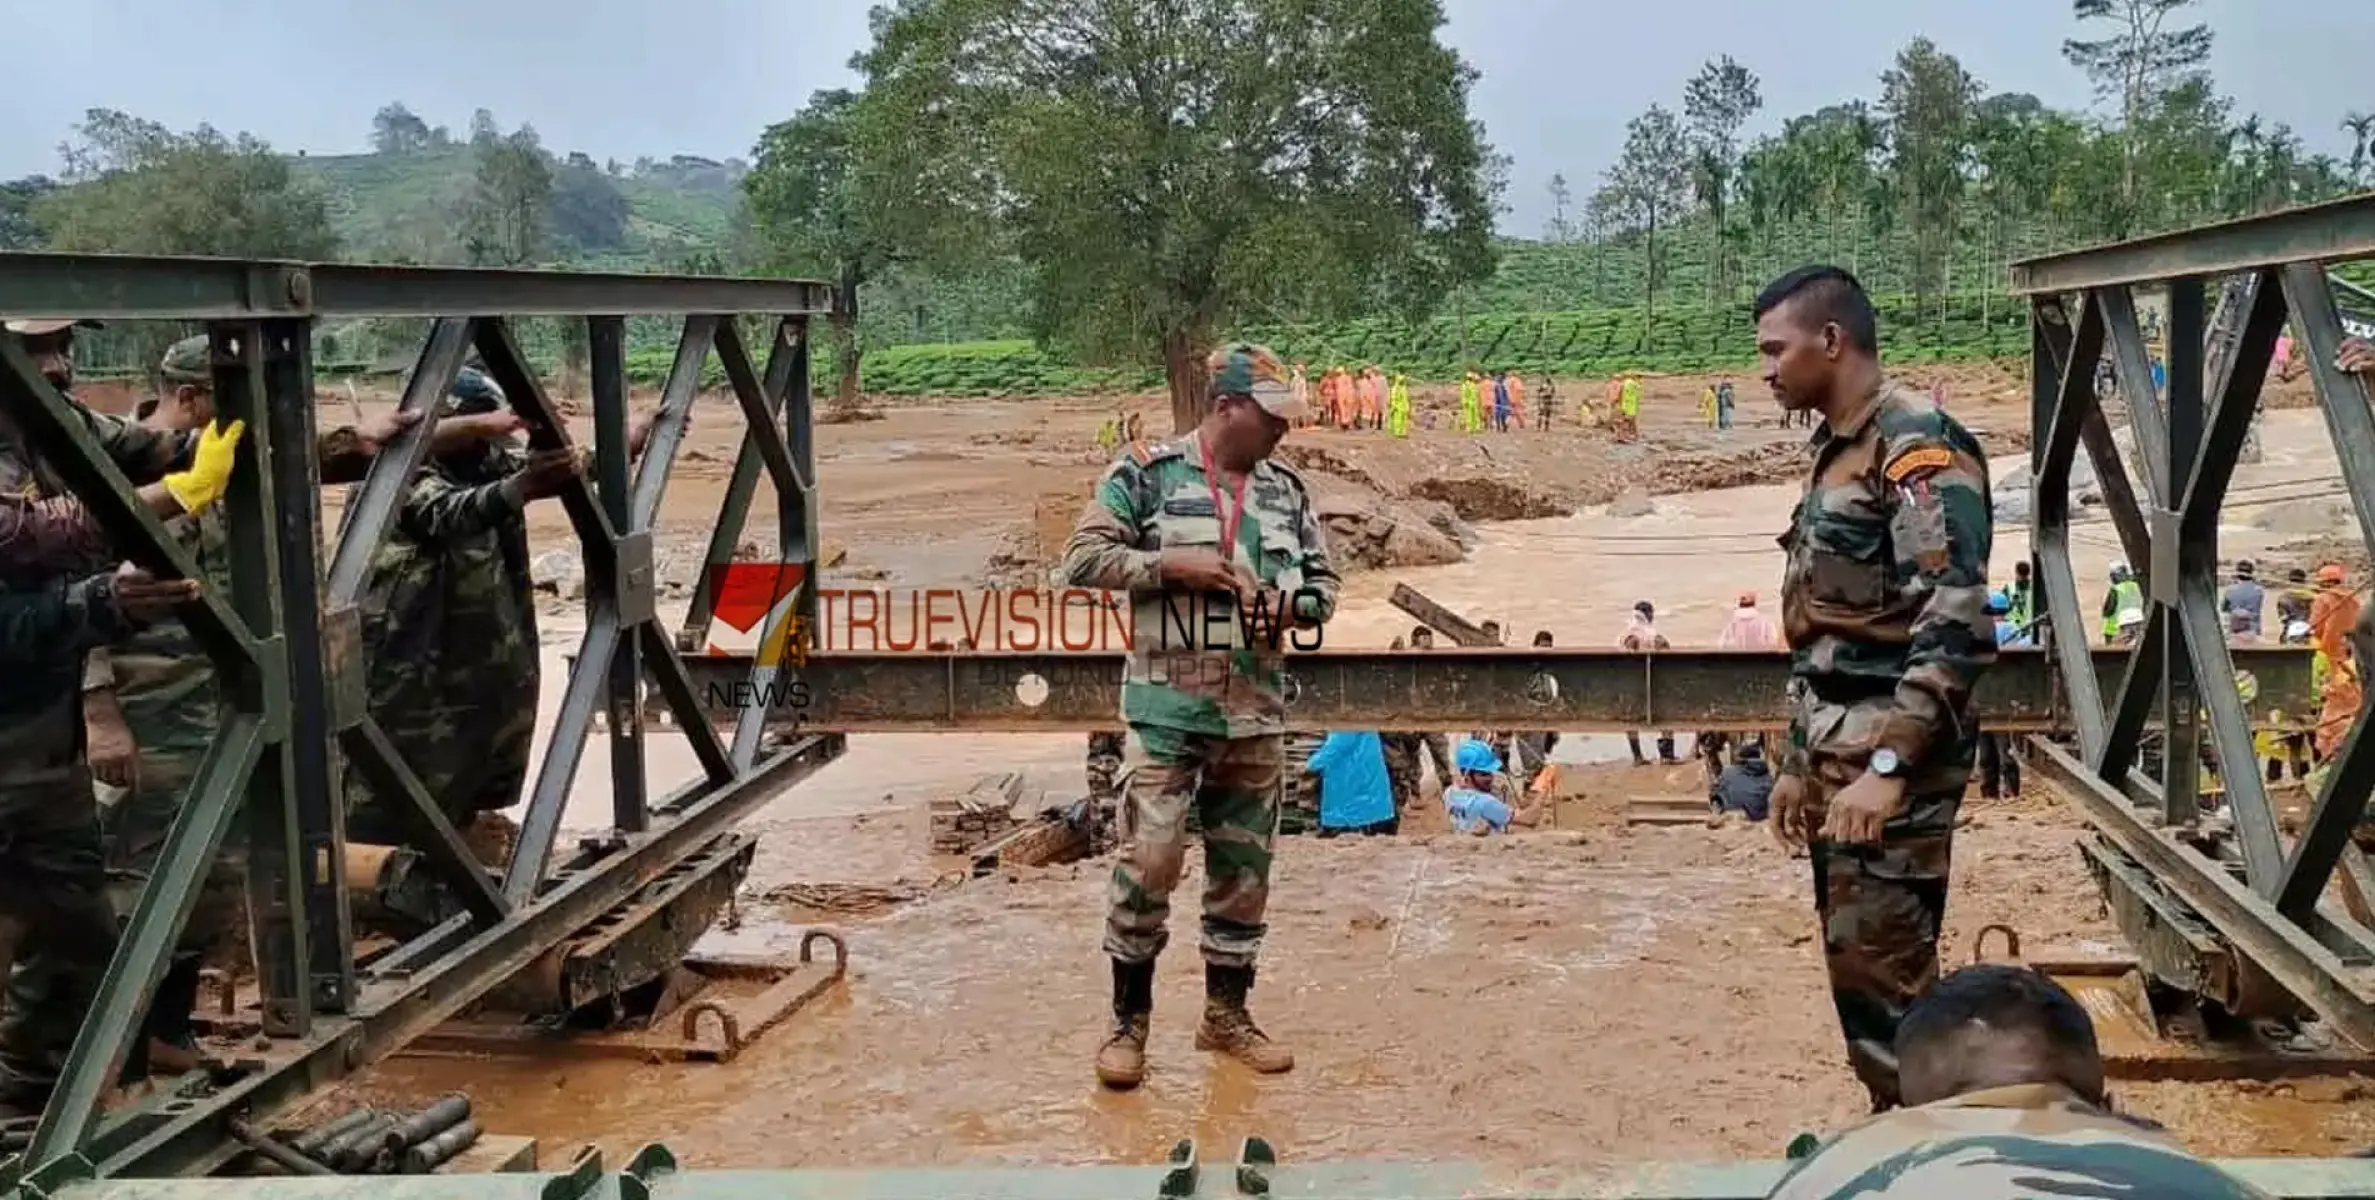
1454;739;1502;775
1986;589;2011;614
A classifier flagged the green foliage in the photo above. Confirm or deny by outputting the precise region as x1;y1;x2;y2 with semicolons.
34;109;338;260
461;121;554;266
0;176;54;249
827;293;2030;397
854;0;1504;410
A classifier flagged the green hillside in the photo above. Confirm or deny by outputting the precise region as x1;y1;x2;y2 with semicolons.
289;147;741;271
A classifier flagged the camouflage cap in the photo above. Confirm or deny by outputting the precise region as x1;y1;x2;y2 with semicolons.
159;334;213;385
1205;342;1309;421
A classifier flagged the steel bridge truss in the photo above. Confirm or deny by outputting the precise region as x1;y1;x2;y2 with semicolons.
2009;194;2375;1046
0;254;837;1188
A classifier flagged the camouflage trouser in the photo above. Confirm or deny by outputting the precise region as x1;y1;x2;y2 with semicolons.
97;750;248;977
1104;724;1281;969
1806;770;1956;1111
1380;734;1423;812
1085;732;1125;807
1418;733;1453;789
0;771;118;1108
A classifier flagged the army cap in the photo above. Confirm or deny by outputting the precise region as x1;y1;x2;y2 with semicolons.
1206;342;1310;421
159;334;213;385
5;318;105;337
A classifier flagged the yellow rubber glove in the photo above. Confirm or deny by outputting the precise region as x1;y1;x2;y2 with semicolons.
161;418;246;515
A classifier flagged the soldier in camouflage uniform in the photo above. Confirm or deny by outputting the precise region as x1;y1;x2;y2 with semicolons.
1060;343;1334;1089
345;368;593;846
1771;965;2269;1199
0;318;218;1115
1756;266;1995;1113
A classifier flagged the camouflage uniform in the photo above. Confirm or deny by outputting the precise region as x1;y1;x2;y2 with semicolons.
0;399;197;1109
1084;731;1124;808
343;432;540;842
1768;1083;2271;1199
1061;343;1332;1083
1379;732;1422;813
1779;377;1994;1110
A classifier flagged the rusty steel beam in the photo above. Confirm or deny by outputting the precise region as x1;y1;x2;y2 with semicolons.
2006;193;2375;295
673;646;2316;733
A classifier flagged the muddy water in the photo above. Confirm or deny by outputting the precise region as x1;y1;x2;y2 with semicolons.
350;409;2375;1168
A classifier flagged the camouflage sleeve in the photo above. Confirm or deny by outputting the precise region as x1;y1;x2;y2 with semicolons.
0;575;131;665
1288;482;1339;625
1057;458;1160;591
81;407;194;483
394;471;527;542
1875;428;1996;769
0;494;115;577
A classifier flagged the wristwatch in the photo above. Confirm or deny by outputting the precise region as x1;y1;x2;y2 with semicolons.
1869;748;1903;778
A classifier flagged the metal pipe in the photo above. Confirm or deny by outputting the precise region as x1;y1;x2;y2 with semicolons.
382;1095;472;1155
287;1107;377;1158
321;1112;399;1172
227;1119;336;1178
399;1119;482;1174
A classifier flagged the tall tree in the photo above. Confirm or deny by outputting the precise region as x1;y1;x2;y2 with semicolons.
371;102;435;154
1598;104;1693;324
37;109;338;260
1682;55;1762;302
745;87;962;408
460;122;553;266
855;0;1502;430
2343;111;2375;185
2062;0;2214;215
1545;173;1575;243
1878;38;1979;306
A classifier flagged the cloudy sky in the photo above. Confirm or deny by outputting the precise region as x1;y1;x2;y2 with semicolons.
6;0;2366;235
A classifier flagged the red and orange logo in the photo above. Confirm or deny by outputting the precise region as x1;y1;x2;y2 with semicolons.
706;562;809;667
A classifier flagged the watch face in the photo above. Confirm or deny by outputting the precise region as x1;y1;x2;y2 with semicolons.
1872;749;1900;776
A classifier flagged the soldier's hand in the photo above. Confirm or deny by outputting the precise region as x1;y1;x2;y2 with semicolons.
1769;772;1810;852
1158;547;1252;598
353;407;424;454
515;448;584;501
85;694;138;792
1819;771;1910;847
110;563;200;623
429;412;526;456
2339;337;2375;377
627;412;661;459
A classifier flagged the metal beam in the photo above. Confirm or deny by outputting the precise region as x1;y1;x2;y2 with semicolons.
671;647;2316;733
2032;738;2375;1050
37;1155;2375;1199
0;253;834;319
2008;193;2375;294
89;737;846;1180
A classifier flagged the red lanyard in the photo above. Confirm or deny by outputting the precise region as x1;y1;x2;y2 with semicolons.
1198;435;1252;564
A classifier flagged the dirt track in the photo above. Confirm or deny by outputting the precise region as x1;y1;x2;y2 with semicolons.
308;360;2375;1170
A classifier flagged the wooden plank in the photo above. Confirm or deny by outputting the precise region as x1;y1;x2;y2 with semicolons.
1388;583;1498;647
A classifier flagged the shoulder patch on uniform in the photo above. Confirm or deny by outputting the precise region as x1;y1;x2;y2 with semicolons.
1127;437;1187;468
1883;446;1953;483
1127;440;1155;466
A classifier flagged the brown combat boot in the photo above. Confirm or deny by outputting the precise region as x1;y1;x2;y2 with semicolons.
1096;958;1156;1089
1194;964;1294;1073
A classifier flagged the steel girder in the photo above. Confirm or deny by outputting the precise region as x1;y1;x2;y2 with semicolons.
670;645;2316;733
30;1142;2375;1199
2015;212;2375;1042
0;254;836;1184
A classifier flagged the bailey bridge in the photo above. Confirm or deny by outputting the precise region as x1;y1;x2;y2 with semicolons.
1;195;2374;1196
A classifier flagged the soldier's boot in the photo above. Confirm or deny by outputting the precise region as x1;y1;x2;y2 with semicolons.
1195;964;1293;1074
1095;958;1156;1090
141;956;205;1074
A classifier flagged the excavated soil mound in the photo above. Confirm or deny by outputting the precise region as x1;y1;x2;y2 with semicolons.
1646;443;1802;494
1407;475;1570;522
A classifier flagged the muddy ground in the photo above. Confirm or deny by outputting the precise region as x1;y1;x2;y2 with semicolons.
285;360;2375;1171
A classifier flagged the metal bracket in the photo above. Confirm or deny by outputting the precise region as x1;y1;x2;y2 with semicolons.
1158;1138;1198;1198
